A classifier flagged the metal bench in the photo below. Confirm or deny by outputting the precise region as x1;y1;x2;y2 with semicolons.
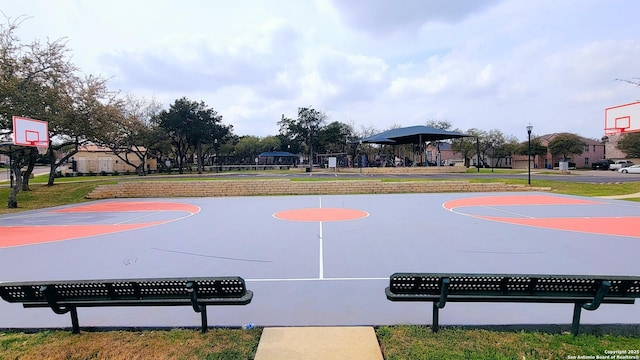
0;276;253;333
385;273;640;335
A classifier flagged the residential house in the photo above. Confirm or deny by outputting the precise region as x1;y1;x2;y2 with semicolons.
70;144;157;174
603;132;631;160
512;133;605;170
424;142;467;166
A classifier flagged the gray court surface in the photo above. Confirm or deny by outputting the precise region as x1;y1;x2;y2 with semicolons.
1;192;639;330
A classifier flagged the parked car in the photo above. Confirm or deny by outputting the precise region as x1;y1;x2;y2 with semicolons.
609;160;634;171
618;164;640;174
591;159;613;170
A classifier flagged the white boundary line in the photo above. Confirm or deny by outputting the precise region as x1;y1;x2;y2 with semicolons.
116;211;165;224
319;221;324;279
318;197;324;279
474;205;535;219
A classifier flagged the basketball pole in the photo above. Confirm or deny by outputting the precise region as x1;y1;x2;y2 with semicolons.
526;124;533;185
9;149;13;188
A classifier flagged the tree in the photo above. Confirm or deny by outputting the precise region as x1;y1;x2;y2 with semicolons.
476;129;499;167
425;119;452;130
0;16;82;205
493;135;520;168
231;135;283;163
451;128;481;167
260;136;281;153
515;136;547;158
0;16;119;192
186;102;228;174
4;146;36;208
43;75;119;185
153;98;193;174
348;124;381;166
98;95;162;176
147;126;174;170
616;77;640;87
356;124;380;139
234;136;261;163
153;97;228;174
616;132;640;158
0;16;77;132
317;121;354;154
276;134;301;154
472;129;517;169
547;133;584;160
278;107;327;167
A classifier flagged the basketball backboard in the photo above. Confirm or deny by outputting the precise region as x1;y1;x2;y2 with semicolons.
605;101;640;135
12;116;49;147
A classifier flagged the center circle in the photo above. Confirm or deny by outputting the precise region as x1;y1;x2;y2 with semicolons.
274;208;369;222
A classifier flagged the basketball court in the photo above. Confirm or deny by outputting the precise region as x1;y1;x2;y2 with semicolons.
1;192;639;330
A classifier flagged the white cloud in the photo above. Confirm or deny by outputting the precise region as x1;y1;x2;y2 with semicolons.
327;0;502;35
2;0;639;141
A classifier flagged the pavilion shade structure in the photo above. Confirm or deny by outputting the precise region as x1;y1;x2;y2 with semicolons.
352;125;471;145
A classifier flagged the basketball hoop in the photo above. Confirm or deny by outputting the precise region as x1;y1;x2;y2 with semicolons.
605;101;640;135
35;143;48;155
12;116;50;149
604;127;625;136
25;137;49;156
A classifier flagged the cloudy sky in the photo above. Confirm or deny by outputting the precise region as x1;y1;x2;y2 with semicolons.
2;0;639;141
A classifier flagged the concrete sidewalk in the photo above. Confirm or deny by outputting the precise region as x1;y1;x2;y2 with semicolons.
598;192;640;199
254;327;383;360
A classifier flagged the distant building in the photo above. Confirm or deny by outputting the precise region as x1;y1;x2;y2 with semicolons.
424;142;467;166
71;144;157;174
513;133;605;170
603;132;628;160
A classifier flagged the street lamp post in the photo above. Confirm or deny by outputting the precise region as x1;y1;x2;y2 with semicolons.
526;125;533;185
601;136;608;159
358;140;363;174
476;137;480;173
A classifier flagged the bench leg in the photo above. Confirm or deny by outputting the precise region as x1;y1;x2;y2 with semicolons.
572;303;582;336
186;281;208;333
432;302;440;332
70;307;80;334
200;306;208;333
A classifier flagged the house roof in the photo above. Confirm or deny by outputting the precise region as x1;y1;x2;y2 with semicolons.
426;142;453;151
78;144;110;152
537;133;601;145
78;144;148;152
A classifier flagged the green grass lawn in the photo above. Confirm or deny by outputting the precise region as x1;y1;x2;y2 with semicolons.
0;326;638;359
377;326;640;360
2;172;639;216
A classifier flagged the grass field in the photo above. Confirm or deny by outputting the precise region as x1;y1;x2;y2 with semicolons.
0;328;262;360
1;326;638;359
1;171;639;358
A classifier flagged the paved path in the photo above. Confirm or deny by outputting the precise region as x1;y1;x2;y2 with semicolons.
598;192;640;199
255;327;383;360
0;166;50;183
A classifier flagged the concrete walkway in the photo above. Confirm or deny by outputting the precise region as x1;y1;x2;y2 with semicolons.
598;192;640;199
254;327;383;360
